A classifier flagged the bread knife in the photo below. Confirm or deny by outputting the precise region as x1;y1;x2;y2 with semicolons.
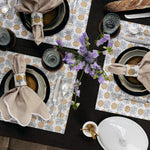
123;36;150;45
125;12;150;19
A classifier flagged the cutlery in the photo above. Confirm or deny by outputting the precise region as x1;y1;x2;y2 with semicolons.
1;0;9;16
128;26;150;36
57;80;69;117
113;93;150;105
53;76;62;103
123;36;150;45
125;12;150;19
8;0;18;19
68;0;78;27
50;76;62;115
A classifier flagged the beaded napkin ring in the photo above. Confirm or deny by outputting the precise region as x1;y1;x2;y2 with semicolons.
125;64;139;77
14;73;27;87
31;12;43;27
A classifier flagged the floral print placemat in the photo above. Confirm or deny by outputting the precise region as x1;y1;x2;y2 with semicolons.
0;51;77;134
96;20;150;120
0;0;92;49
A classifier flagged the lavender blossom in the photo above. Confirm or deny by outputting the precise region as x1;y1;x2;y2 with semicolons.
85;64;91;74
56;39;64;46
63;53;76;65
89;69;95;78
91;62;101;70
78;45;88;56
88;50;99;59
96;34;110;47
107;41;113;48
102;50;108;55
85;53;93;63
79;33;87;45
98;74;105;84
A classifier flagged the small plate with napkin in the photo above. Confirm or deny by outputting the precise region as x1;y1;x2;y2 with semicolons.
16;0;69;45
108;46;150;96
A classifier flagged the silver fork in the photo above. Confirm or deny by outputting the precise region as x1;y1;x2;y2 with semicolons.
67;0;78;29
57;80;70;117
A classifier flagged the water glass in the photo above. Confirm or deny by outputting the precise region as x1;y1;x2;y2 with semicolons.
42;48;62;70
0;27;11;46
103;13;120;34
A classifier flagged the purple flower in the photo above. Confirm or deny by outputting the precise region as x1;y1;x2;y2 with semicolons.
89;70;95;78
63;53;76;65
56;39;64;46
96;38;106;47
78;61;85;69
74;80;81;97
91;62;101;70
79;33;89;46
85;53;93;63
88;50;99;59
74;79;81;88
96;34;110;47
98;75;105;84
107;41;113;48
78;46;88;56
104;34;110;41
76;89;80;97
102;50;108;55
85;64;91;74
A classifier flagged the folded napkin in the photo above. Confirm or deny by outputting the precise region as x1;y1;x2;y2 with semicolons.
15;0;63;45
0;54;50;126
108;51;150;92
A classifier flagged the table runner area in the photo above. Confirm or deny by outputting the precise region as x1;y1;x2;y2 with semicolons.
96;20;150;120
0;0;92;49
0;51;77;134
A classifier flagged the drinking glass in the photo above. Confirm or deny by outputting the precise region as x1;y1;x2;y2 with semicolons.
103;13;120;34
0;27;11;46
42;48;62;70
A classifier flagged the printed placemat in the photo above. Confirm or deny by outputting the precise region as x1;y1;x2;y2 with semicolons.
96;20;150;120
0;51;77;134
0;0;92;49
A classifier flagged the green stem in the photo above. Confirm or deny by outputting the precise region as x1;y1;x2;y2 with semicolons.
60;46;79;54
90;33;104;50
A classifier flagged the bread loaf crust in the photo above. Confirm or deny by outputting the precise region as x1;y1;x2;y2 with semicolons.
104;0;150;12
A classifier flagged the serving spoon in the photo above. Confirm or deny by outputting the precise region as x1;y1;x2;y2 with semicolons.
128;26;150;36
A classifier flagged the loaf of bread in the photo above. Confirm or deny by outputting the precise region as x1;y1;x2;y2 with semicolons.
104;0;150;12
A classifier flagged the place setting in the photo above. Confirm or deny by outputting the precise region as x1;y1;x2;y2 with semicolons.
0;0;92;49
0;49;77;134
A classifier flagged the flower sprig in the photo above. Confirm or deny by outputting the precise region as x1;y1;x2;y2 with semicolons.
55;33;113;110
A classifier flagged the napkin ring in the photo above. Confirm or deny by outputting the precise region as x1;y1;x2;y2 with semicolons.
14;73;27;87
31;12;43;27
125;64;139;77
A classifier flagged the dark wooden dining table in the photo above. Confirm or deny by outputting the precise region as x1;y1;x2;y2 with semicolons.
0;0;150;150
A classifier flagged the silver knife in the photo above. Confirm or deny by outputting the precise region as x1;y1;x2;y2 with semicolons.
53;76;62;102
125;12;150;19
123;36;150;45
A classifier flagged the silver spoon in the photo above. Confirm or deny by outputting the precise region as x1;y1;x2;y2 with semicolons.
1;0;9;16
128;26;150;36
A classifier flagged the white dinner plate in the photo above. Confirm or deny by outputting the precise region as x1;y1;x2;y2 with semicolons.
97;116;149;150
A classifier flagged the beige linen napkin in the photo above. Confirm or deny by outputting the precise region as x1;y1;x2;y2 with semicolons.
0;54;50;126
15;0;63;45
108;51;150;92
